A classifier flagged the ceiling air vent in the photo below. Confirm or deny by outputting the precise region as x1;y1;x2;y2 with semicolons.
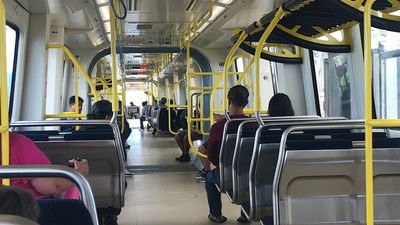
137;24;153;30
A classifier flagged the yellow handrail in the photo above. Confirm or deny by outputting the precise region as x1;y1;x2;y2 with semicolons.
46;45;99;101
253;6;287;113
223;32;248;113
0;0;10;185
364;1;376;225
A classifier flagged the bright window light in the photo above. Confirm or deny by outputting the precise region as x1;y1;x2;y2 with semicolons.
107;33;111;42
209;5;225;21
96;0;108;5
104;21;111;33
198;22;209;33
331;31;343;41
99;5;110;21
219;0;234;4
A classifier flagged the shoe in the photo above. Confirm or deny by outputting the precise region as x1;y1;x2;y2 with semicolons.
194;169;208;179
208;214;227;223
178;154;190;162
237;216;249;223
175;154;183;161
196;177;206;183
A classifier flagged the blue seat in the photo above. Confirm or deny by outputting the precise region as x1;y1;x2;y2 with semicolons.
331;132;387;141
287;139;353;150
64;133;114;140
37;199;93;225
373;138;400;148
17;130;59;136
23;134;49;141
260;134;314;144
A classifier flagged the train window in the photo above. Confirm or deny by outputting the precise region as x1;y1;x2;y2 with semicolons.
371;28;400;119
312;51;353;118
5;23;19;118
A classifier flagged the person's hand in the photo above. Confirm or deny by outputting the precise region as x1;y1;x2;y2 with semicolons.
213;113;224;122
70;159;89;177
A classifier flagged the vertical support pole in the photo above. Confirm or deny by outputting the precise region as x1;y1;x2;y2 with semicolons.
364;1;376;225
0;0;9;185
110;4;118;116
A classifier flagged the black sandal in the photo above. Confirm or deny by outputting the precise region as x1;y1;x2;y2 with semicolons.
237;216;249;223
208;214;227;223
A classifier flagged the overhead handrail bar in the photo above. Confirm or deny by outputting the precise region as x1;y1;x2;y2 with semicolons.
0;165;99;225
46;45;99;102
0;0;10;186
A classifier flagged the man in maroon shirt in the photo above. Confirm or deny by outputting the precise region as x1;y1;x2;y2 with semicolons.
198;85;249;223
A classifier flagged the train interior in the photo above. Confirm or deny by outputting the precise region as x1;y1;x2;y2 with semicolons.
1;0;400;225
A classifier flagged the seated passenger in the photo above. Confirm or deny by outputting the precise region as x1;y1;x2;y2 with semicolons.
140;101;150;130
0;185;40;222
0;133;89;200
175;107;202;162
60;95;84;132
117;100;132;149
268;93;295;116
197;85;250;223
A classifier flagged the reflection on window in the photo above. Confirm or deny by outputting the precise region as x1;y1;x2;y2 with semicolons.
372;28;400;119
6;24;17;112
313;51;352;118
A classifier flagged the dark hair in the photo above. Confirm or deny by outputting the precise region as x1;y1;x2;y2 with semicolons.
227;85;249;107
142;101;147;107
88;100;113;119
160;97;167;105
170;99;173;105
268;93;295;116
69;96;84;105
0;186;40;221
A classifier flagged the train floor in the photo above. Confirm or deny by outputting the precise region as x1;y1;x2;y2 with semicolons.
118;120;260;225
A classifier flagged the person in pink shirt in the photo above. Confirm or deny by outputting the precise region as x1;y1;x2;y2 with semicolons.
1;133;89;199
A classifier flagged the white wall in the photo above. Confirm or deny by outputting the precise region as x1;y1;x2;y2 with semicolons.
20;14;49;121
4;0;30;122
276;63;307;115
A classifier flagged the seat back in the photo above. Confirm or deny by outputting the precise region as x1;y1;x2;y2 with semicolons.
36;136;124;209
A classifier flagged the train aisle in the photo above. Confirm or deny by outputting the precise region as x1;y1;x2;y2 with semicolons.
118;124;259;225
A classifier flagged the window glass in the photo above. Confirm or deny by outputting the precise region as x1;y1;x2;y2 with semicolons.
371;28;400;119
313;51;353;118
6;25;17;104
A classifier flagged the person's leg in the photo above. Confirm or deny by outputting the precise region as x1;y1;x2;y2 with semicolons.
178;135;190;162
175;132;185;160
139;116;144;129
205;169;226;222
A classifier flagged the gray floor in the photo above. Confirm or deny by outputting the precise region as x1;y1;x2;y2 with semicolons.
118;121;260;225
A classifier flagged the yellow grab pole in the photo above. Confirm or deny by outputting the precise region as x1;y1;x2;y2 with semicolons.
121;81;126;133
210;74;224;125
237;57;254;86
254;6;286;113
168;79;186;135
109;6;118;113
0;0;10;185
223;32;248;112
74;66;80;129
46;45;99;101
364;0;376;225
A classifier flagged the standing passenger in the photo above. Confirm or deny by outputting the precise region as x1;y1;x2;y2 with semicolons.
197;85;249;223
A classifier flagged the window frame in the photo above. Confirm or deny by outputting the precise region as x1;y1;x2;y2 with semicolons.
6;21;20;121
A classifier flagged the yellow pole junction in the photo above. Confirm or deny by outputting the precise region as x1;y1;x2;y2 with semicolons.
364;1;376;224
254;6;287;114
0;0;10;186
46;45;99;101
109;5;118;114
